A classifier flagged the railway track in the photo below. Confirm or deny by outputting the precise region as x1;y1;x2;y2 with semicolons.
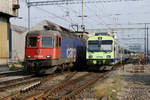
0;63;123;100
19;71;78;100
0;75;7;79
33;63;122;100
0;77;40;91
0;71;76;100
60;63;123;100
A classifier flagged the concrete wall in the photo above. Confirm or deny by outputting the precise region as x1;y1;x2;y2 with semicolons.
0;0;19;16
0;17;9;65
11;31;26;61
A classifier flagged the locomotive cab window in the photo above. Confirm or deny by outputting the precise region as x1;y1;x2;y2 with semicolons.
26;37;37;48
42;36;53;48
59;37;61;47
53;37;58;47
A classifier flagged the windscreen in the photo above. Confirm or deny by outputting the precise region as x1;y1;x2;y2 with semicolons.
100;40;113;52
26;37;37;48
41;36;53;48
88;41;100;52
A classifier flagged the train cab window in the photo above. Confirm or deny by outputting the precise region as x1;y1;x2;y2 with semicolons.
59;37;61;47
26;37;37;48
100;40;113;52
41;37;53;48
88;41;100;52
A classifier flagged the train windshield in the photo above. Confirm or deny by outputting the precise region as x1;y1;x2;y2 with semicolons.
100;40;113;52
26;37;37;48
41;36;53;48
88;41;100;52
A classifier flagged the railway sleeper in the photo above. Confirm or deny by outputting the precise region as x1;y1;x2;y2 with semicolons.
20;81;41;93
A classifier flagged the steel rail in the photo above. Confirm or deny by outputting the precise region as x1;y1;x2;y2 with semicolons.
0;78;40;91
0;76;32;86
61;72;107;100
61;63;123;100
0;71;71;100
24;72;91;100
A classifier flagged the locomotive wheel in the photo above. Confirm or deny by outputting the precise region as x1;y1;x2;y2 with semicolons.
24;65;32;74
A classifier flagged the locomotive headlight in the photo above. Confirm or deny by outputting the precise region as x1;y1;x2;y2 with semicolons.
46;56;51;58
27;56;31;58
106;55;111;58
89;55;93;59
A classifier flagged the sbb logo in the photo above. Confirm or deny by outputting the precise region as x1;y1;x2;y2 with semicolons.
66;48;76;58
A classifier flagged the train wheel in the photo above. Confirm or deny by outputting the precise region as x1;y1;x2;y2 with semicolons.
24;65;31;74
67;64;70;72
23;65;28;73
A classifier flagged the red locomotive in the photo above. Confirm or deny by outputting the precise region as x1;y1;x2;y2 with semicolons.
24;30;86;73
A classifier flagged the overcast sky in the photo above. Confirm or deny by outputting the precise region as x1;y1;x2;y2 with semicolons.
10;0;150;50
10;0;150;29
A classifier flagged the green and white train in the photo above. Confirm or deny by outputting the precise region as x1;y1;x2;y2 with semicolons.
86;33;129;70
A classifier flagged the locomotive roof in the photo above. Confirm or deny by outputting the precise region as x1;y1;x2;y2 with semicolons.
27;30;61;36
27;30;85;41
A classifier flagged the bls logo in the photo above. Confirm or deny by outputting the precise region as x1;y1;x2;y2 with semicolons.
67;48;76;58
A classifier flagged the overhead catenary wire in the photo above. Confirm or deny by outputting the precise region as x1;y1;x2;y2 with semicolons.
23;0;77;26
27;0;142;6
21;0;145;30
56;4;99;29
35;6;73;24
84;3;112;29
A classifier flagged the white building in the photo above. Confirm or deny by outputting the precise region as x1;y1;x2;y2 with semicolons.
10;24;27;62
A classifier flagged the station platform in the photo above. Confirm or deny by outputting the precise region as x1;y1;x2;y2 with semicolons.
0;65;23;74
0;65;9;72
0;76;25;83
